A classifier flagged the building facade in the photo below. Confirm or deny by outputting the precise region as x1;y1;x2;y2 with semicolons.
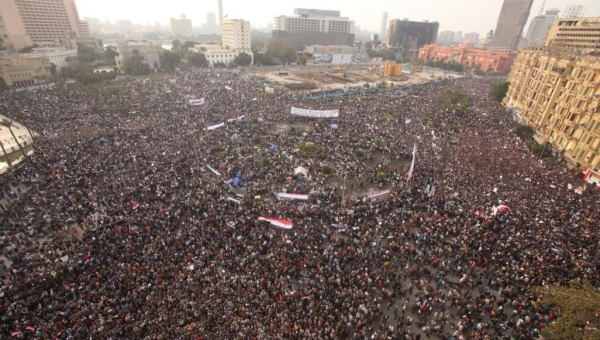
489;0;534;51
273;9;355;50
221;19;251;50
522;8;560;48
20;46;77;73
170;14;193;37
0;0;88;46
387;19;438;58
206;13;218;33
504;47;600;180
380;12;388;42
464;32;480;47
0;55;52;87
419;41;517;73
115;41;162;72
544;17;600;50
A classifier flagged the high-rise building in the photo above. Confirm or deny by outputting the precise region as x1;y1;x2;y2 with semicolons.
489;0;534;51
84;17;102;34
0;0;89;45
206;13;217;32
218;0;224;25
504;46;600;181
380;12;388;41
544;16;600;50
221;19;251;50
522;8;560;48
437;30;455;45
272;9;355;50
464;32;480;46
454;31;463;44
171;14;193;37
116;20;133;34
387;19;438;57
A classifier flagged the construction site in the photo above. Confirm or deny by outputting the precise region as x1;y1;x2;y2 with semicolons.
247;59;454;91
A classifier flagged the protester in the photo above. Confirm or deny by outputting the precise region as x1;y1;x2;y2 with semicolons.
0;64;597;340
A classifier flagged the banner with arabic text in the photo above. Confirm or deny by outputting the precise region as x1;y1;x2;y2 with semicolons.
291;107;339;118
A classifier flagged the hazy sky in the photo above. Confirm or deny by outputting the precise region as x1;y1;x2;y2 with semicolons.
78;0;600;38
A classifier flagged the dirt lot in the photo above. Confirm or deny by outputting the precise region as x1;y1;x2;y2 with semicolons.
247;64;457;91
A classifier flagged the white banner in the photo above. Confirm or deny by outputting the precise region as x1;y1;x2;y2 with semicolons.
407;144;417;180
291;107;339;118
227;197;241;204
207;122;225;130
189;98;205;105
368;189;390;199
276;193;309;200
207;165;221;176
227;115;245;122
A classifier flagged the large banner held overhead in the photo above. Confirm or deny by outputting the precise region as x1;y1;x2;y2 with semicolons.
207;122;225;130
189;98;205;106
291;107;339;118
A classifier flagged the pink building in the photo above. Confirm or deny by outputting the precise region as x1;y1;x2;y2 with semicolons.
419;41;517;73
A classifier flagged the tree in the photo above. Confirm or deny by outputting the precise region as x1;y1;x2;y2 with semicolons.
214;62;226;68
161;50;181;72
123;49;151;75
171;40;181;54
185;51;208;67
492;81;510;102
267;38;297;65
75;71;116;85
297;56;307;66
233;52;252;66
251;38;265;51
534;280;600;340
105;46;118;65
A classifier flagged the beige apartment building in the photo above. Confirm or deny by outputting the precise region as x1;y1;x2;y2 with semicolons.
504;47;600;183
545;17;600;50
0;55;52;87
0;0;89;46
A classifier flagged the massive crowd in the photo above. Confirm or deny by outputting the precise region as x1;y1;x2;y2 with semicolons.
0;63;598;340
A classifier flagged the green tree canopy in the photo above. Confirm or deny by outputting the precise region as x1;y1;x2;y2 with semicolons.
233;52;252;67
534;280;600;340
492;81;510;102
105;46;118;65
267;38;297;64
184;51;208;67
123;49;152;75
161;50;181;72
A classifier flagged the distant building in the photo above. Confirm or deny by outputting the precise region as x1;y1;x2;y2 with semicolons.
522;8;560;48
115;41;162;72
489;0;534;51
544;16;600;50
192;44;248;66
464;32;480;47
272;9;355;50
20;46;77;73
84;17;102;34
206;13;218;33
219;19;252;64
380;12;388;41
0;55;52;87
116;20;133;34
454;31;463;44
419;41;517;73
437;31;455;45
504;46;600;178
387;19;439;58
0;0;89;46
218;0;224;25
171;14;193;37
0;13;33;53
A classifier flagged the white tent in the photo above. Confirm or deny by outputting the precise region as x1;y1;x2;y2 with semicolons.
294;167;308;177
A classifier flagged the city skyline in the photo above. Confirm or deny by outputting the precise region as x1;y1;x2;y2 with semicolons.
75;0;600;38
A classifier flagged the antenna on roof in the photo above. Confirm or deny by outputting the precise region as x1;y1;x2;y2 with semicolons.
538;0;545;17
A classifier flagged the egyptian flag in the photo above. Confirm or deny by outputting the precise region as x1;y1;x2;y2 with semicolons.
258;217;293;229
